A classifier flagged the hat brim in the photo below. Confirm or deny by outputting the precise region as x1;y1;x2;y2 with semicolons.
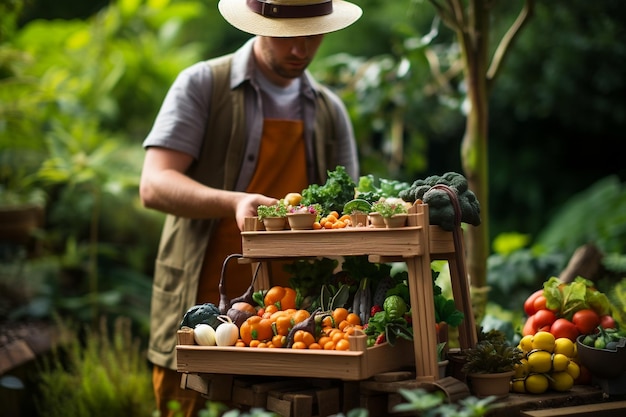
218;0;363;37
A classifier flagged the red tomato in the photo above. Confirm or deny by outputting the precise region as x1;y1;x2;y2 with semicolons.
533;295;546;311
524;289;543;316
550;318;579;341
533;309;557;330
572;309;600;334
522;315;536;336
599;314;617;329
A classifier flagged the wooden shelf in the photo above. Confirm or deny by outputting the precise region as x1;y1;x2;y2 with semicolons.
177;335;415;381
177;203;477;383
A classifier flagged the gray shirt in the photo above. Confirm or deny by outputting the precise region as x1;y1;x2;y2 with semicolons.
143;37;359;188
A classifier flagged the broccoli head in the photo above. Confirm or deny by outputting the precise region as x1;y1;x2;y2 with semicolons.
403;172;481;231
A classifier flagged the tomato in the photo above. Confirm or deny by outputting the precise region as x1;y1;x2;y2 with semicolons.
533;295;548;312
572;309;600;334
522;315;536;336
550;318;579;341
524;289;544;316
599;314;617;329
533;309;557;331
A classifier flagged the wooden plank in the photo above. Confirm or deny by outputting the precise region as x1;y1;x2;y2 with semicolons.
177;337;415;381
316;387;341;417
180;373;233;401
520;401;626;417
241;226;425;259
428;226;456;254
267;392;313;417
0;340;35;374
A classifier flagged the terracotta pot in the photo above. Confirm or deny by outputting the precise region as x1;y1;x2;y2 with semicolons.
368;212;385;228
262;217;287;231
349;213;369;227
384;213;408;228
286;213;316;230
467;370;514;398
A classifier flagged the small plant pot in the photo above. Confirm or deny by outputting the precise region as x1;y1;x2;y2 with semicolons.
467;370;514;398
368;212;385;228
262;217;287;231
438;360;449;379
384;213;408;228
447;349;467;383
349;213;369;227
286;213;316;230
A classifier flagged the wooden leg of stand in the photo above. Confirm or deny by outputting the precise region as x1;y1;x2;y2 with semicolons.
406;254;438;382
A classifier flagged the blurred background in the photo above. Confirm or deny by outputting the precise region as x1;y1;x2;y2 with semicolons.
1;0;625;415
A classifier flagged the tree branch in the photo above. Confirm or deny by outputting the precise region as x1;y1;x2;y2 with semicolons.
486;0;535;87
429;0;462;31
447;0;466;28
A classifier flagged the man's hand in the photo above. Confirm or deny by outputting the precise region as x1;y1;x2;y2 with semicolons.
235;193;278;231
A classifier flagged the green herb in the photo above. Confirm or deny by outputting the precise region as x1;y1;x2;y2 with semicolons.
300;165;357;215
355;174;411;203
462;337;524;374
256;202;288;221
371;197;409;218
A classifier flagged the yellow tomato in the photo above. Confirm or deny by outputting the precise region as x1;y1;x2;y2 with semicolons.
553;337;576;358
549;371;574;392
511;379;526;393
531;331;556;352
551;353;570;372
525;373;549;394
527;350;552;373
519;335;534;354
566;361;581;380
514;358;530;379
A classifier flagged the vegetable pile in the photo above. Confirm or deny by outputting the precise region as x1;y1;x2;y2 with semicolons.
517;276;624;392
179;255;425;350
268;166;481;231
522;276;617;342
512;331;581;394
580;326;625;350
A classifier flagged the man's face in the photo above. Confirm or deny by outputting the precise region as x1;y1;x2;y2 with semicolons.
254;35;324;86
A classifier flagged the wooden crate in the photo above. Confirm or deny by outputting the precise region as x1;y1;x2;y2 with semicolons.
177;333;415;381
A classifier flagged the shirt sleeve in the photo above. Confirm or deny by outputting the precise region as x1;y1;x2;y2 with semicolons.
142;62;213;160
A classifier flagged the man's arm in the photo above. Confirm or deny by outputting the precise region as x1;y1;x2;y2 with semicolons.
140;146;277;231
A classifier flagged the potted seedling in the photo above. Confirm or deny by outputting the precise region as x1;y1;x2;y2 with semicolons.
462;330;524;398
257;202;289;231
286;203;322;230
342;198;371;227
371;197;409;228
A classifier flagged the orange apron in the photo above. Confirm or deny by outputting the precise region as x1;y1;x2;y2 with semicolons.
153;119;309;417
196;119;309;304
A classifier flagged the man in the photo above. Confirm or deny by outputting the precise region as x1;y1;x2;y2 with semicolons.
139;0;362;415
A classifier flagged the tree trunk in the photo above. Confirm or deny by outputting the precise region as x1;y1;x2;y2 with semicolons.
428;0;534;306
457;1;490;290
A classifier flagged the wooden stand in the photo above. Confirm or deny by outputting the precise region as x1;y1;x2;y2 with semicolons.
178;203;476;381
239;203;476;382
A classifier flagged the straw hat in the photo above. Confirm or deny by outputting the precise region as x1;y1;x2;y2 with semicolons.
218;0;363;37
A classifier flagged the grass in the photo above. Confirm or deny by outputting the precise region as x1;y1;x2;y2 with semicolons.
35;316;155;417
